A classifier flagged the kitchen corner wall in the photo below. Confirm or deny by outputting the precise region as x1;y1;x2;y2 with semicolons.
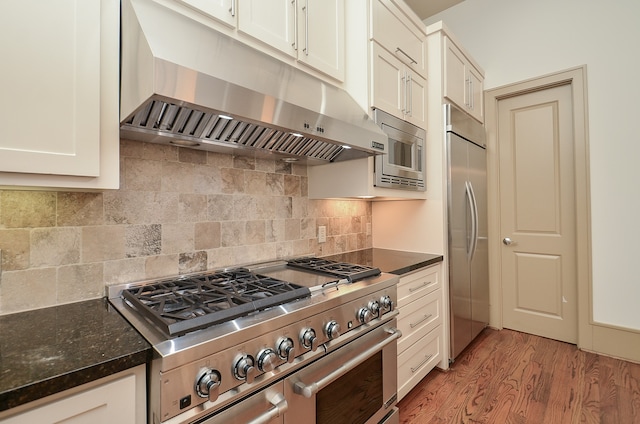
0;140;372;315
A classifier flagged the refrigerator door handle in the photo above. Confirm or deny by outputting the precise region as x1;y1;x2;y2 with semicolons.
467;181;479;262
464;181;476;261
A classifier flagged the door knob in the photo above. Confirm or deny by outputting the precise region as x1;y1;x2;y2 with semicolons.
503;237;513;246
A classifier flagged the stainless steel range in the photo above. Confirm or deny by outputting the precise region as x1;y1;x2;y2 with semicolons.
108;258;400;424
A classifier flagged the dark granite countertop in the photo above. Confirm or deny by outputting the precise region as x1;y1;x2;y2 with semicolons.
324;248;443;275
0;298;151;412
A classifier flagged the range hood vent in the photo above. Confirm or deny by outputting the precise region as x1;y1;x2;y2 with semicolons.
120;0;388;164
123;99;345;162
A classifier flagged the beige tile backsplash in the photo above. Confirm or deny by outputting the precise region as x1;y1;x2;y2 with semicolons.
0;140;372;314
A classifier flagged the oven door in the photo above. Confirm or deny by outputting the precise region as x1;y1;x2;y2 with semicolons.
284;321;400;424
195;381;287;424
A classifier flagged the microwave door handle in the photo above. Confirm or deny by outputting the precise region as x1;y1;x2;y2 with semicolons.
293;326;402;398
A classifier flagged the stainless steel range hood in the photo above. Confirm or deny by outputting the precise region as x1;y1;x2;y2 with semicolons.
120;0;388;164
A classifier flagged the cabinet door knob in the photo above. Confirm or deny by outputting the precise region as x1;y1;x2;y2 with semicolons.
503;237;514;246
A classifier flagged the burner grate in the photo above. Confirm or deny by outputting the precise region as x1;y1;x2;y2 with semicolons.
287;258;381;282
122;269;311;337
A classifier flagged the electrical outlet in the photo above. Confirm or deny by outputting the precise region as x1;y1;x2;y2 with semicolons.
366;222;372;236
318;225;327;243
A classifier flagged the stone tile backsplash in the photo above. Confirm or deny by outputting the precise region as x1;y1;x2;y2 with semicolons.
0;140;372;314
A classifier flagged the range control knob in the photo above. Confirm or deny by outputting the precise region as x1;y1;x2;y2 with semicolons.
301;328;318;351
256;348;278;372
325;320;341;340
233;354;256;384
277;337;296;363
358;307;373;324
380;295;394;312
368;300;381;318
195;368;222;402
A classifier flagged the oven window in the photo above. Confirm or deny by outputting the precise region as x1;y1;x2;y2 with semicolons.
388;137;412;168
316;352;383;424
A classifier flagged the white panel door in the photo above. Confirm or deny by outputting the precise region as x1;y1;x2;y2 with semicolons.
371;44;404;121
2;374;137;424
0;0;102;177
238;0;296;56
499;83;578;343
297;0;344;80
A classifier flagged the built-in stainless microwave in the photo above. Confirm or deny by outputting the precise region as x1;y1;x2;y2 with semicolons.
374;109;426;191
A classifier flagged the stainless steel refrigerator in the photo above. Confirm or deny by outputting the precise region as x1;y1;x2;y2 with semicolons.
445;103;489;362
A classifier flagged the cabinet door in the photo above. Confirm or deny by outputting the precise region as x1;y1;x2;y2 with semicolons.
0;0;101;177
238;0;296;56
371;43;405;121
178;0;237;28
443;37;467;111
297;0;345;80
406;70;427;127
2;374;137;424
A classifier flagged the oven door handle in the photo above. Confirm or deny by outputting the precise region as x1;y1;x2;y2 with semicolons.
246;392;288;424
293;327;402;398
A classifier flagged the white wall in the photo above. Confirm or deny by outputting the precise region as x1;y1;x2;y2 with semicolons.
425;0;640;330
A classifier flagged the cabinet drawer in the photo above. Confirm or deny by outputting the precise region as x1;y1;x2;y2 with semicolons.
397;266;440;308
370;0;426;77
397;289;441;353
397;326;442;401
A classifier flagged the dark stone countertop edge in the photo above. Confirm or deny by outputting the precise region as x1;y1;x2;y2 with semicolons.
323;248;444;276
0;349;151;412
0;298;152;413
387;254;444;275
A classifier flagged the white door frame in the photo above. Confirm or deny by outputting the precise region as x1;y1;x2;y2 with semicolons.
484;66;592;349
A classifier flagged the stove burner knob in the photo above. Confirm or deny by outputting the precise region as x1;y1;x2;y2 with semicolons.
257;348;278;372
380;295;394;312
234;355;256;384
277;337;296;363
195;369;221;402
301;328;318;351
325;320;341;340
368;300;381;318
358;307;373;324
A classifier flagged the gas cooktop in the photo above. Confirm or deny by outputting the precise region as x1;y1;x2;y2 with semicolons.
121;268;311;337
286;257;381;282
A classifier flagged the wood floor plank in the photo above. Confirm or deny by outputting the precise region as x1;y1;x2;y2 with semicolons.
398;328;640;424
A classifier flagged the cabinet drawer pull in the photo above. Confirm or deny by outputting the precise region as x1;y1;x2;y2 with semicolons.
410;353;433;373
408;281;430;292
409;313;433;328
395;47;418;65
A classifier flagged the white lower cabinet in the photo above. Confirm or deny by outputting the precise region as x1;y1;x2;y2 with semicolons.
0;366;146;424
396;263;443;401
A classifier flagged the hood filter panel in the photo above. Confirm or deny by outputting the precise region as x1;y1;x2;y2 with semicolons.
122;99;345;162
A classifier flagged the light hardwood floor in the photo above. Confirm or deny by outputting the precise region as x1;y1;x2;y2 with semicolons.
398;328;640;423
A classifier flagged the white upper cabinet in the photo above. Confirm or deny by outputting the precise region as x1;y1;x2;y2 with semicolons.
0;0;119;189
369;0;427;127
443;36;484;122
370;0;427;78
371;42;426;127
177;0;237;28
238;0;345;81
